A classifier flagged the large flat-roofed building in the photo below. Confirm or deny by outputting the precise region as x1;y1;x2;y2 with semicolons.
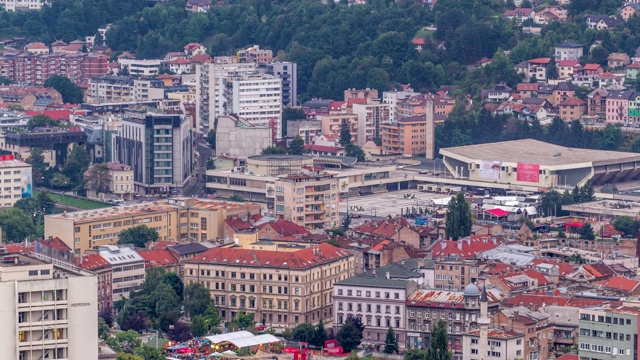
97;245;145;301
439;139;640;191
183;243;354;328
44;199;262;255
0;253;98;360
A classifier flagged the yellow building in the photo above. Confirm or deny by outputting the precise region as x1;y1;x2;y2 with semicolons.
44;199;262;255
183;243;354;327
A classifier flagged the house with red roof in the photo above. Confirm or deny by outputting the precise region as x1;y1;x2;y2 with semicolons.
183;243;354;325
191;53;213;64
412;37;426;52
485;269;552;296
557;59;582;78
596;276;640;295
501;293;616;310
77;252;112;311
352;217;422;249
184;42;207;57
583;63;604;75
164;58;193;75
558;97;587;121
25;109;72;121
515;57;550;81
504;8;536;24
136;248;180;272
25;42;49;55
257;218;311;239
304;144;346;157
430;235;500;259
566;263;615;282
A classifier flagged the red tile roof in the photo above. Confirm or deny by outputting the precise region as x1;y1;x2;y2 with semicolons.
137;248;179;268
191;54;213;63
4;243;28;254
151;240;182;250
305;144;343;153
330;101;345;111
466;328;523;338
557;59;582;67
554;355;578;360
412;38;426;45
597;276;640;293
258;219;310;237
190;243;351;269
516;83;539;91
184;42;204;51
627;62;640;69
24;110;71;121
523;269;552;286
599;71;617;78
169;58;191;65
528;57;550;64
584;263;615;279
559;97;586;106
502;294;613;308
26;42;48;50
504;8;534;16
531;259;574;276
347;98;367;107
77;253;110;271
431;236;499;259
583;63;602;70
225;218;254;231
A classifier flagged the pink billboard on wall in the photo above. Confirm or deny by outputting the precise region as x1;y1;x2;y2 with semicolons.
516;163;540;183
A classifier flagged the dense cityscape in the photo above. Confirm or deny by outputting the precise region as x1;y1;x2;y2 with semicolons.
4;0;640;360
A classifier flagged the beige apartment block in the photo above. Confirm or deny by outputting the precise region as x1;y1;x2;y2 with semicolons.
44;199;262;255
0;253;98;360
106;162;134;201
274;167;339;230
0;157;32;207
183;243;354;328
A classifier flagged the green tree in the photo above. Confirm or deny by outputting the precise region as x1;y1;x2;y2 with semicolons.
84;163;111;194
232;312;255;330
120;65;130;77
579;181;595;203
566;253;586;264
116;354;143;360
314;321;327;347
428;320;452;360
579;223;596;240
27;114;57;130
291;323;316;343
339;119;352;147
133;346;164;360
538;188;567;217
62;144;90;188
202;303;222;329
44;75;84;104
546;58;558;79
345;352;360;360
631;137;640;153
183;282;211;318
261;146;288;155
384;327;399;354
336;315;364;353
600;124;622;151
345;144;365;162
289;135;305;155
161;271;184;300
190;314;209;337
118;225;159;248
26;147;47;186
206;130;216;150
588;47;609;67
613;216;637;235
0;76;12;85
206;158;215;170
107;330;142;353
150;282;180;319
0;208;36;242
445;192;472;240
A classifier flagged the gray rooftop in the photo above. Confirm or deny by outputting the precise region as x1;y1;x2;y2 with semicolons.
441;139;640;167
336;259;426;289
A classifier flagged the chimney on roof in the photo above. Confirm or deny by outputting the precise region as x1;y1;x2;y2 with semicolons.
441;241;446;250
457;239;463;251
372;268;377;276
386;272;390;280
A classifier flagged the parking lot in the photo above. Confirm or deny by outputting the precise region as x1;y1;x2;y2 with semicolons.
339;189;453;221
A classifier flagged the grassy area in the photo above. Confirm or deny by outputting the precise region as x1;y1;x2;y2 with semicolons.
35;190;111;210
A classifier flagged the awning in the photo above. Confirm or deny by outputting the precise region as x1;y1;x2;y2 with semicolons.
228;334;281;348
205;331;255;344
486;208;510;217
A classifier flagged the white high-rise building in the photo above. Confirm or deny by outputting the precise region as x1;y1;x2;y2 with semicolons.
195;58;257;134
224;73;282;137
0;252;98;360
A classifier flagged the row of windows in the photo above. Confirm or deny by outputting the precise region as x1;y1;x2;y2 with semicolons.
337;289;400;299
338;303;401;314
580;314;632;325
579;342;629;355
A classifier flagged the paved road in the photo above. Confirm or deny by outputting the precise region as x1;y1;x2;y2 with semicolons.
182;141;214;197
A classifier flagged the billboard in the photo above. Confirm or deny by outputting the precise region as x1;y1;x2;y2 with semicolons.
516;163;540;183
21;170;32;198
479;161;501;179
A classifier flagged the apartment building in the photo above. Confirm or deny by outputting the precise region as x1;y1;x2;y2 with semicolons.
554;42;584;61
462;328;525;360
97;245;145;301
0;52;108;85
1;128;87;166
258;62;298;107
88;76;164;103
434;257;484;291
195;59;257;134
406;285;506;357
352;102;391;146
112;113;192;194
118;58;161;77
274;167;339;230
606;90;634;123
224;73;282;137
333;269;418;349
0;253;98;360
77;252;112;311
0;155;32;207
237;45;273;63
382;90;418;122
44;199;262;254
578;307;639;360
380;116;427;156
0;0;46;10
183;243;354;327
106;162;135;201
287;120;322;145
318;114;358;143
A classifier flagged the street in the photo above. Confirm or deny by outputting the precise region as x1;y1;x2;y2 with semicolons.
182;141;214;197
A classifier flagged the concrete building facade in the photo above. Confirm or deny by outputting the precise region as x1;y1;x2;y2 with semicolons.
0;253;98;360
353;103;391;146
224;73;282;137
215;114;272;159
112;113;193;195
97;245;145;302
578;307;639;360
0;156;32;207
